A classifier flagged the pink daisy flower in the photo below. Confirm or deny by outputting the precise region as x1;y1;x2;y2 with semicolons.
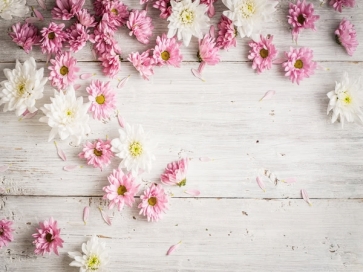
103;168;140;211
335;18;358;56
66;23;89;53
90;16;119;56
40;22;67;55
248;35;278;74
329;0;355;12
153;34;183;67
87;80;117;120
9;22;40;54
282;47;317;85
77;9;97;28
79;139;114;170
161;158;189;186
138;183;168;222
32;217;64;255
103;1;130;31
287;0;320;42
99;49;122;78
153;0;172;19
0;219;14;248
198;30;220;66
216;15;237;50
200;0;217;17
127;10;154;45
49;52;80;90
128;51;155;81
51;0;85;20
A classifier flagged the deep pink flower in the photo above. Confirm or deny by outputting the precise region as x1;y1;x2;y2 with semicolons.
40;22;67;55
153;0;172;19
335;18;358;56
9;22;40;54
128;51;155;81
161;158;189;186
51;0;85;20
248;35;278;74
329;0;355;12
103;0;129;31
138;183;168;222
198;30;220;65
93;0;107;16
79;139;114;170
103;168;140;211
90;16;119;56
0;219;14;248
216;15;237;50
200;0;217;17
282;47;317;85
87;80;117;120
287;0;320;42
49;51;80;90
99;49;122;78
32;217;64;255
66;23;89;53
77;9;97;28
127;10;154;45
153;34;183;67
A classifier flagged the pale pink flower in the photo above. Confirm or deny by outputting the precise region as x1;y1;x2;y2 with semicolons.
128;51;155;81
49;52;80;90
51;0;85;20
200;0;217;17
127;10;154;45
66;23;89;53
0;219;14;248
9;22;40;54
103;168;140;211
99;49;122;78
216;15;237;50
248;35;278;74
40;22;67;55
77;9;97;28
161;158;189;186
198;30;220;65
335;18;358;56
79;139;114;170
103;0;129;30
87;80;117;120
153;34;183;67
90;16;119;56
138;183;168;222
287;0;320;42
153;0;172;19
329;0;355;12
282;47;317;85
32;217;64;255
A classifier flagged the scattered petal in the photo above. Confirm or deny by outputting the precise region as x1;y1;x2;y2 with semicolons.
282;177;297;184
184;190;200;196
117;76;130;89
33;8;44;20
0;165;9;172
25;17;39;23
80;73;94;80
301;189;312;206
256;176;266;192
166;241;182;256
83;207;89;225
117;113;126;128
74;84;82;90
23;111;38;119
272;58;285;64
209;25;215;38
63;165;79;171
199;157;212;162
191;68;205;82
259;90;276;101
37;0;47;10
99;207;112;226
54;141;67;161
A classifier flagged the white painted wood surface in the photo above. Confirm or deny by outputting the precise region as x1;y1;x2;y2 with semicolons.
0;0;363;271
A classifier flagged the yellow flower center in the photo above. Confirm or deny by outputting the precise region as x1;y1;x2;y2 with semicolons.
297;14;305;25
180;9;194;24
117;185;127;196
45;233;53;243
87;255;101;270
17;81;27;96
240;0;256;18
161;51;170;61
0;229;4;236
259;49;269;59
60;66;69;76
111;8;118;15
48;32;55;40
148;197;157;206
294;59;303;69
342;93;352;105
129;141;143;157
95;95;105;105
177;178;187;187
94;149;103;156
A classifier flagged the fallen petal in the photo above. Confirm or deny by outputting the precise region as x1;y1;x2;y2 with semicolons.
273;58;285;64
54;141;67;161
209;25;215;38
80;73;94;80
22;111;38;119
33;8;44;20
191;68;205;82
259;90;276;101
256;176;266;192
184;190;200;196
99;207;112;226
301;189;312;206
63;165;79;171
0;165;9;172
37;0;47;10
166;241;182;256
25;17;39;23
117;113;126;128
83;206;90;225
199;157;212;162
117;75;130;88
74;84;82;90
282;177;297;184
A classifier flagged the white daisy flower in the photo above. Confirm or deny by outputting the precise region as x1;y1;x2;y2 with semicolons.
167;0;210;47
111;123;156;175
222;0;278;40
39;86;91;145
68;235;110;272
0;0;29;20
327;72;363;127
0;57;47;116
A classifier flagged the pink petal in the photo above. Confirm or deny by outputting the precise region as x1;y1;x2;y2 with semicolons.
33;8;44;20
91;47;97;60
301;189;312;206
99;207;112;226
63;165;79;171
80;73;94;80
273;58;285;64
209;25;215;38
282;177;297;184
54;141;67;161
37;0;47;10
259;90;276;101
117;114;126;128
191;68;205;82
74;84;82;90
23;111;38;119
25;17;39;23
184;190;200;196
166;241;182;256
83;206;90;225
256;176;266;192
199;157;212;162
0;165;9;172
117;76;130;88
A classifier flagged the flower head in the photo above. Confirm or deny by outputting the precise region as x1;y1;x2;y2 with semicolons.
79;139;114;170
87;80;117;120
102;0;129;30
167;0;210;47
153;34;183;67
49;51;80;90
103;168;140;211
248;34;278;73
282;47;317;85
327;72;363;127
153;0;172;19
329;0;355;12
0;219;14;248
0;0;29;20
39;86;91;145
9;22;40;54
161;158;189;186
40;22;67;55
32;217;64;255
128;51;155;81
335;18;358;56
127;10;154;45
111;123;156;174
66;23;89;53
198;29;220;65
138;183;168;222
0;57;47;116
90;15;119;56
51;0;84;20
216;15;237;50
77;9;97;28
99;49;122;78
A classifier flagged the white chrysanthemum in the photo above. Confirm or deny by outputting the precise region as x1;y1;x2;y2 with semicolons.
222;0;278;40
167;0;210;47
0;57;47;116
327;72;363;127
111;123;156;174
68;235;110;272
39;86;91;145
0;0;29;20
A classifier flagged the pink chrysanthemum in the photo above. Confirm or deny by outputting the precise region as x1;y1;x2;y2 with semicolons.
200;0;217;17
335;18;358;56
128;51;155;81
329;0;355;12
87;80;117;120
40;22;67;55
51;0;85;20
161;158;189;186
79;139;114;170
103;168;140;211
66;23;89;53
198;31;220;65
77;9;97;28
153;0;172;19
248;35;278;74
49;52;80;90
90;15;119;56
0;219;14;248
103;1;129;31
153;34;183;67
99;49;122;78
32;217;64;255
216;15;237;50
127;10;154;45
9;22;40;54
138;183;168;222
287;0;320;42
282;47;317;85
